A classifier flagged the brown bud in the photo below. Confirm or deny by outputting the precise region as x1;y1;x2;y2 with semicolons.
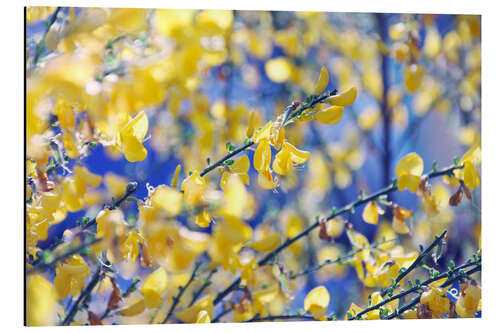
449;188;463;206
417;303;432;319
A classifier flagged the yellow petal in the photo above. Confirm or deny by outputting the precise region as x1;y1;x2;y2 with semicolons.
176;296;214;323
326;86;357;106
314;66;329;95
392;217;410;234
122;135;148;162
246;110;255;138
195;310;211;323
249;232;280;252
27;275;56;326
141;268;168;308
314;106;344;125
231;154;250;173
195;210;211;228
304;286;330;320
265;57;293;83
253;139;271;172
257;170;276;189
362;201;383;224
151;185;183;216
284;142;311;164
118;293;146;316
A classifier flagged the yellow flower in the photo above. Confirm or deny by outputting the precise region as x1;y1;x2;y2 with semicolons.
253;139;276;189
463;160;480;190
141;267;168;309
364;292;398;319
249;232;280;252
372;260;400;287
345;302;362;320
272;141;311;175
454;145;481;189
117;292;146;317
246;110;255;138
96;209;127;250
456;283;481;318
196;310;211;323
240;256;258;286
424;27;442;58
177;296;214;323
27;275;56;326
362;201;385;224
304;286;330;320
104;172;129;198
195;209;211;228
420;286;450;318
265;57;294;83
151;185;183;216
404;64;425;93
325;86;357;106
392;205;413;234
395;153;424;192
443;174;460;190
181;171;207;205
117;111;149;162
422;191;440;217
220;155;250;190
53;255;90;300
314;66;329;95
314;106;344;125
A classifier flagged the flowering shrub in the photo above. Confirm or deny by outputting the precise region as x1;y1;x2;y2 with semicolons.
25;7;481;326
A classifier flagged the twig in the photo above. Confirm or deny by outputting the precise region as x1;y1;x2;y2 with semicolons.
289;237;396;280
351;257;481;320
82;181;138;229
212;164;464;310
200;141;254;177
161;261;202;324
189;268;217;306
31;7;61;69
384;264;481;320
199;89;339;178
245;314;316;322
379;230;447;297
27;238;101;274
61;265;102;326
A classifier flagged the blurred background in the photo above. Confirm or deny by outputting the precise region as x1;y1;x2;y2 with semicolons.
26;7;481;322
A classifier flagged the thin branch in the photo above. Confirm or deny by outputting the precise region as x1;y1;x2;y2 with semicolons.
212;163;464;310
199;89;339;178
162;261;202;324
289;237;397;280
82;181;138;229
379;230;447;297
200;141;254;177
351;257;481;320
245;314;316;322
384;264;481;320
27;238;101;274
31;7;62;69
61;265;102;326
189;268;217;306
